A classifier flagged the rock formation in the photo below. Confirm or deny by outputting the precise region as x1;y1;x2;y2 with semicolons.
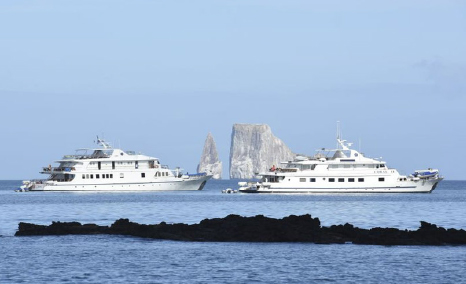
229;124;295;179
197;133;222;179
15;215;466;245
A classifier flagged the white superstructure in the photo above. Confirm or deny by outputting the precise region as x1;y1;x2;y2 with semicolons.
20;138;211;191
238;136;443;194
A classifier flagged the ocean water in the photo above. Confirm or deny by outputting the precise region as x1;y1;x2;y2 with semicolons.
1;180;466;283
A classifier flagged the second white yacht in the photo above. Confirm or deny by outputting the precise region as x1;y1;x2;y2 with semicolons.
238;135;442;194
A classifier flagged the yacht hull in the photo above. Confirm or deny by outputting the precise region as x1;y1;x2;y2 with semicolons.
29;176;211;191
239;178;442;194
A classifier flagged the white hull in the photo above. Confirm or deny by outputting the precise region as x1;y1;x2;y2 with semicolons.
239;177;442;193
239;179;441;193
30;176;210;192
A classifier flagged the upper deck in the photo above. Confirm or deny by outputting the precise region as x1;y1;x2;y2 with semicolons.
56;137;159;163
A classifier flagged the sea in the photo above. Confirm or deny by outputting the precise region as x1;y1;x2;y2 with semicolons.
1;179;466;284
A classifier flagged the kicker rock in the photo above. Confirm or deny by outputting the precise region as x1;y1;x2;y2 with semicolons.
229;124;295;179
197;133;222;179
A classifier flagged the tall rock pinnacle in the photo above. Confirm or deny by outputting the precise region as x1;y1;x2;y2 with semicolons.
229;124;295;179
197;133;222;179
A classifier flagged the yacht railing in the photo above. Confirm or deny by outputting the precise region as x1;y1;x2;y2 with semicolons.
42;167;76;172
277;168;298;173
62;154;110;160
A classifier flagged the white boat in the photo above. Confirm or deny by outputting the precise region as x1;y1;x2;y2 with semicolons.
238;135;443;194
21;137;212;191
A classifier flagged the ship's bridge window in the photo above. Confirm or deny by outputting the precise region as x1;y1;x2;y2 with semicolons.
310;178;316;182
141;173;146;178
358;178;364;182
91;150;112;158
338;178;344;182
299;178;306;182
348;178;355;182
329;178;335;182
379;177;385;182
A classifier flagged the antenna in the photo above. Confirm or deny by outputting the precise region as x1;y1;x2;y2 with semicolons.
336;121;341;149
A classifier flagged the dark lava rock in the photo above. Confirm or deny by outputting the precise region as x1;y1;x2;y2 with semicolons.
15;215;466;246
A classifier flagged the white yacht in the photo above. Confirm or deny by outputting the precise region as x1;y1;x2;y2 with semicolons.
238;136;443;193
20;138;212;191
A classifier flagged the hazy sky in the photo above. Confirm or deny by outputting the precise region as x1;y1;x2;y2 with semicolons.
1;0;465;180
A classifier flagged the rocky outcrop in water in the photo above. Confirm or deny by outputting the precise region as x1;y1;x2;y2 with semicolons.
197;133;222;179
229;124;295;179
15;215;466;245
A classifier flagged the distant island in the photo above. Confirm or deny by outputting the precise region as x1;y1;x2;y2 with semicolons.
15;214;466;246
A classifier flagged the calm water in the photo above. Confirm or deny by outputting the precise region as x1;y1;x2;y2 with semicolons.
1;180;466;283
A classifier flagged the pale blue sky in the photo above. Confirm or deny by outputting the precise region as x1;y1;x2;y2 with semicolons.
1;1;465;180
